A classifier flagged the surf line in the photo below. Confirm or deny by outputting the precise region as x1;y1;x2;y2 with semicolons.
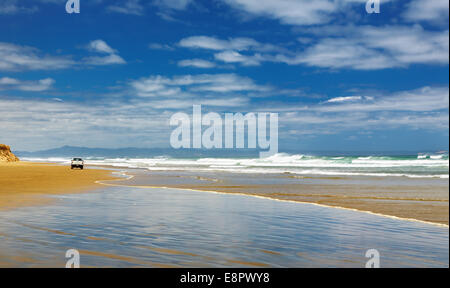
95;171;449;229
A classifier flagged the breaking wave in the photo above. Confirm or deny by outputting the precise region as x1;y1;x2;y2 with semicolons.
22;152;449;179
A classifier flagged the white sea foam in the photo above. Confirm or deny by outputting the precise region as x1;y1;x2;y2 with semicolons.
21;152;449;179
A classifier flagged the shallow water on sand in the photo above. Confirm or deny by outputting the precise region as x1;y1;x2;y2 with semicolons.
0;187;448;267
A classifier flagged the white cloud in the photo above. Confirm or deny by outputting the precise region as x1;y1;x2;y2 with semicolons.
0;97;171;150
0;77;55;91
144;97;248;109
279;25;449;70
178;59;216;68
282;111;449;133
222;0;377;26
279;37;395;70
0;40;126;71
277;86;449;136
0;0;37;14
153;0;193;10
0;77;20;85
316;86;449;113
130;73;271;97
107;0;144;15
0;42;75;71
149;43;175;51
83;40;126;66
403;0;449;24
179;36;261;51
83;54;126;66
1;84;447;150
178;35;288;67
360;25;449;66
214;51;262;66
325;96;362;103
223;0;335;25
88;40;117;54
179;25;449;70
0;73;254;150
150;0;194;20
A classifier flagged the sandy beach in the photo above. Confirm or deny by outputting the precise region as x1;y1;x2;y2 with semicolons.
0;161;448;225
0;161;448;268
0;162;117;210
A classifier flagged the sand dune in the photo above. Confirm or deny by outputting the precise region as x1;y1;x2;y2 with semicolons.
0;144;19;163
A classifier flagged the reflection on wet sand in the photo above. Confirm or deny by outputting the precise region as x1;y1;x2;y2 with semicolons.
0;186;448;267
101;169;448;225
1;216;271;268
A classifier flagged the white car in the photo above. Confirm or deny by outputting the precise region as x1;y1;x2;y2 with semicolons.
71;158;84;170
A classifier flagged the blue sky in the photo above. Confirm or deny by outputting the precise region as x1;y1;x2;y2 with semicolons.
0;0;448;152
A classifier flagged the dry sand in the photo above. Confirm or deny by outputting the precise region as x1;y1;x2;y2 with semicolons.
0;162;117;210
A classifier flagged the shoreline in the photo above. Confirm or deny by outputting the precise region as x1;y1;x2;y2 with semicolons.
96;171;449;228
95;167;449;227
0;162;118;210
1;161;448;227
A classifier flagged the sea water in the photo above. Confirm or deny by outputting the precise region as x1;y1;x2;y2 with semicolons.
22;152;449;179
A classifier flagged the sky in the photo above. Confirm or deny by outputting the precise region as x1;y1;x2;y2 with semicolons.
0;0;449;152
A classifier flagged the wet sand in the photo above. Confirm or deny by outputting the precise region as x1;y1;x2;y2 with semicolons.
0;162;117;210
102;169;449;225
1;161;448;225
1;186;447;267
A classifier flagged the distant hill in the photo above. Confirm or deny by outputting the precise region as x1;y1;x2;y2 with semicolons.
0;144;20;162
13;146;260;159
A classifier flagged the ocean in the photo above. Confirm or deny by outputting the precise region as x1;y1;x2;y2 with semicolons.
22;152;449;179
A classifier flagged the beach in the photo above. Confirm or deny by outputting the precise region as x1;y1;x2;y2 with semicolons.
0;162;117;210
0;161;448;267
2;159;448;225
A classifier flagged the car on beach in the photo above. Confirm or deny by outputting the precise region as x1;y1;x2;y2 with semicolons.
71;158;84;170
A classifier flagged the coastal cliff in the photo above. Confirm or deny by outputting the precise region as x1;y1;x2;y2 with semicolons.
0;144;19;162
